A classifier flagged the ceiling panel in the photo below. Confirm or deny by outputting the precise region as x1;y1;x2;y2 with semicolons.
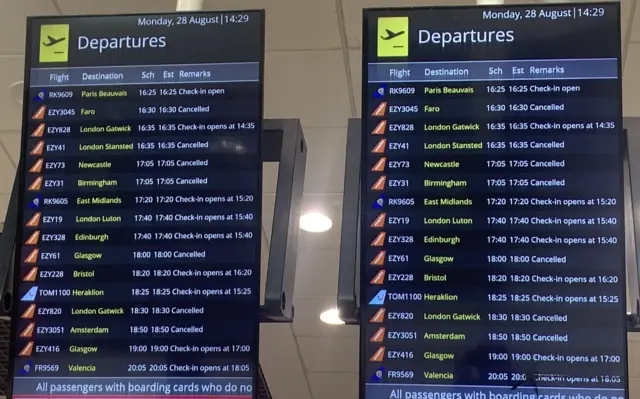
0;131;19;167
0;0;58;55
302;128;347;194
632;358;640;380
54;0;176;15
629;334;640;372
624;44;640;116
297;336;359;373
264;50;351;128
262;193;276;241
617;0;633;44
349;49;362;117
626;0;640;42
259;228;268;304
292;296;359;339
0;194;10;224
204;0;340;51
0;153;15;195
0;56;26;132
259;324;313;399
308;372;358;399
263;163;279;194
294;249;340;298
630;377;640;398
261;194;277;248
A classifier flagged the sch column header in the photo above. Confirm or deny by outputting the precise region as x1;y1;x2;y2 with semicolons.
368;58;618;83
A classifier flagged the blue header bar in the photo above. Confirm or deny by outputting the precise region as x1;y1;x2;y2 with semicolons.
368;58;618;82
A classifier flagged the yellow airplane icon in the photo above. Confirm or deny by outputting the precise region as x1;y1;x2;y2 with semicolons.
381;30;405;40
377;17;409;57
39;25;69;63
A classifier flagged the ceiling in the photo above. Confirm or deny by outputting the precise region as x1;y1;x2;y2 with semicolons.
0;0;640;399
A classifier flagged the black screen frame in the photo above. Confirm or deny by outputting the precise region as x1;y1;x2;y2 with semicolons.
360;4;627;399
9;10;266;399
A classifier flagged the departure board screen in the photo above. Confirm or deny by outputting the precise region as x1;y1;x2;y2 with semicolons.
11;11;264;399
360;4;627;399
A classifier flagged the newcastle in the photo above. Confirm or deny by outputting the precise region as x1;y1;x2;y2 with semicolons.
78;161;111;169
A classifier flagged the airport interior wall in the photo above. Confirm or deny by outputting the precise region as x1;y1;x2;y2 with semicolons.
630;334;640;396
623;122;640;397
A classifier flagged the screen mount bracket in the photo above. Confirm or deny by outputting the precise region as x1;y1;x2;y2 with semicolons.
337;118;361;325
260;118;307;323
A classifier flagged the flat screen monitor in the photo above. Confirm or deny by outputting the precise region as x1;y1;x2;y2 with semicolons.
10;11;264;399
360;4;627;399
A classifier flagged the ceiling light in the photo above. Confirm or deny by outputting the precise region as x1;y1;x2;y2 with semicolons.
477;0;504;4
300;211;332;233
320;308;345;325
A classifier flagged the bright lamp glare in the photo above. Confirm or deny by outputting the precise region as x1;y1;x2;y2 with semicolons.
300;212;332;233
320;308;345;325
477;0;504;4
